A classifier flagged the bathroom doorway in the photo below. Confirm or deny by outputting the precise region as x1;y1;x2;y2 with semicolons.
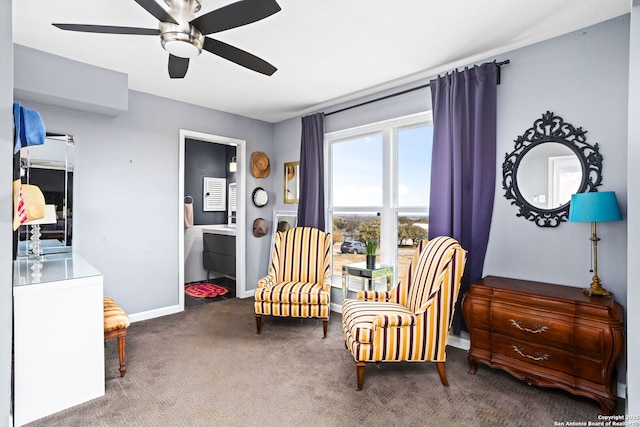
178;130;246;312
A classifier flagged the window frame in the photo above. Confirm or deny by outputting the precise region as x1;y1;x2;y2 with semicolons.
325;111;433;288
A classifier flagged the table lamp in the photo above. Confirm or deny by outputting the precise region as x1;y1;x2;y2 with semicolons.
23;204;57;282
24;204;57;259
568;191;622;297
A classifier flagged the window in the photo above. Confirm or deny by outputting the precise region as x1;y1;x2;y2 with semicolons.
327;112;433;292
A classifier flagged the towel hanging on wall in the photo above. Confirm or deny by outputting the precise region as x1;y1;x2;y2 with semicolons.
13;102;46;154
184;195;194;228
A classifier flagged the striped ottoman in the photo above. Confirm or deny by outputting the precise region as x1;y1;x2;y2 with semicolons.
103;296;130;377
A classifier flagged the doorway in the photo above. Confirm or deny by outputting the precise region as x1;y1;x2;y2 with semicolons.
178;129;246;311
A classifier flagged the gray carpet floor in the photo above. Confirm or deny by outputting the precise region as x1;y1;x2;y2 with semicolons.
26;297;625;426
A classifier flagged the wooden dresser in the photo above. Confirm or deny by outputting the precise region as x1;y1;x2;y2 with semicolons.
462;276;624;414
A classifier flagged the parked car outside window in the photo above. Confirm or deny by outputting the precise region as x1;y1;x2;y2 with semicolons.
340;241;366;254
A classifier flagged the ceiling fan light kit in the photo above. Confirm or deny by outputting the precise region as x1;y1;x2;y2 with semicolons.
160;23;204;58
52;0;280;78
160;0;203;58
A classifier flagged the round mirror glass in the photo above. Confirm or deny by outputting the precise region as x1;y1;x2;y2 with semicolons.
516;142;582;210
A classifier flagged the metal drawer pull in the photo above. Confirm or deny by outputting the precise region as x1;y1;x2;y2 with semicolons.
510;319;549;334
512;345;549;361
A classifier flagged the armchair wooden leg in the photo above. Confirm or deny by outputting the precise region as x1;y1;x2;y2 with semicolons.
356;361;365;390
322;319;328;339
436;361;449;387
255;315;262;334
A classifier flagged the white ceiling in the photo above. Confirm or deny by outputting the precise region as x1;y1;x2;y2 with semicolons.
13;0;630;123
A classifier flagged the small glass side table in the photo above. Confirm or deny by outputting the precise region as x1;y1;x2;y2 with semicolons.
341;262;394;300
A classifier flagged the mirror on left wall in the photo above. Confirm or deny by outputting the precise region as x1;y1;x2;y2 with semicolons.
284;161;300;204
17;134;74;256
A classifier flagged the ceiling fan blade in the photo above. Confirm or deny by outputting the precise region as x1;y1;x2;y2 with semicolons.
53;23;160;35
203;37;276;76
134;0;178;24
168;54;189;79
191;0;281;35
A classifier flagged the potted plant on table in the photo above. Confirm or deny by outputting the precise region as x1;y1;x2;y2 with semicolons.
365;239;378;269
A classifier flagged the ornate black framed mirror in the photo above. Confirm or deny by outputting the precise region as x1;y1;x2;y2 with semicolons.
502;111;602;227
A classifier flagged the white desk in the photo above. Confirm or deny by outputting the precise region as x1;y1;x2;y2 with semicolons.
13;253;105;426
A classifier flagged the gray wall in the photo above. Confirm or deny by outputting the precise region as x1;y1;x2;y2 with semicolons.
0;1;12;424
14;45;127;116
14;89;274;314
626;1;640;415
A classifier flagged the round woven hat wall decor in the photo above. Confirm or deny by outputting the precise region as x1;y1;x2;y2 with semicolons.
251;151;270;178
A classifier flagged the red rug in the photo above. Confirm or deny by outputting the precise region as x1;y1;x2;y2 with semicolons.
184;283;229;298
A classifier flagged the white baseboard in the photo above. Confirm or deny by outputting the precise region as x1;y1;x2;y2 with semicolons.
447;334;470;351
128;304;182;323
331;302;343;314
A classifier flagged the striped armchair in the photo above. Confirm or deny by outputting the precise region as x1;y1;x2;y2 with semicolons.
342;236;467;390
254;227;332;338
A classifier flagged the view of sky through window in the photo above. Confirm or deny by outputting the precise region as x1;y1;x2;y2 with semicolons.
331;133;383;207
331;125;432;208
398;125;433;207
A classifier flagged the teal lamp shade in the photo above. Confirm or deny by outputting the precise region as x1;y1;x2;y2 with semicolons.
568;192;622;223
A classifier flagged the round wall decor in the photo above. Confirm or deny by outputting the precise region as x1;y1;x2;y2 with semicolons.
252;187;269;207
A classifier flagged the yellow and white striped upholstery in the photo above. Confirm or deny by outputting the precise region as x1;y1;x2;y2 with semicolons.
254;227;331;336
342;236;467;388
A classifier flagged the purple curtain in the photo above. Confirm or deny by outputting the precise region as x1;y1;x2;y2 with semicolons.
297;113;326;230
428;62;498;334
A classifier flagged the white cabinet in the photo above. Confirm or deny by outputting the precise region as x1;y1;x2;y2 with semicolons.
13;253;105;426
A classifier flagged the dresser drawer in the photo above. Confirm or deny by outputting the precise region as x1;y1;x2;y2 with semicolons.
491;334;569;374
491;304;572;348
574;324;605;355
465;295;491;330
491;335;603;383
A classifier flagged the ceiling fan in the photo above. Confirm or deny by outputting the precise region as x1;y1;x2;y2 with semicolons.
52;0;280;78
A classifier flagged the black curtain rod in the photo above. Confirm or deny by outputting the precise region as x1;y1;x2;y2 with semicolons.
325;59;510;117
